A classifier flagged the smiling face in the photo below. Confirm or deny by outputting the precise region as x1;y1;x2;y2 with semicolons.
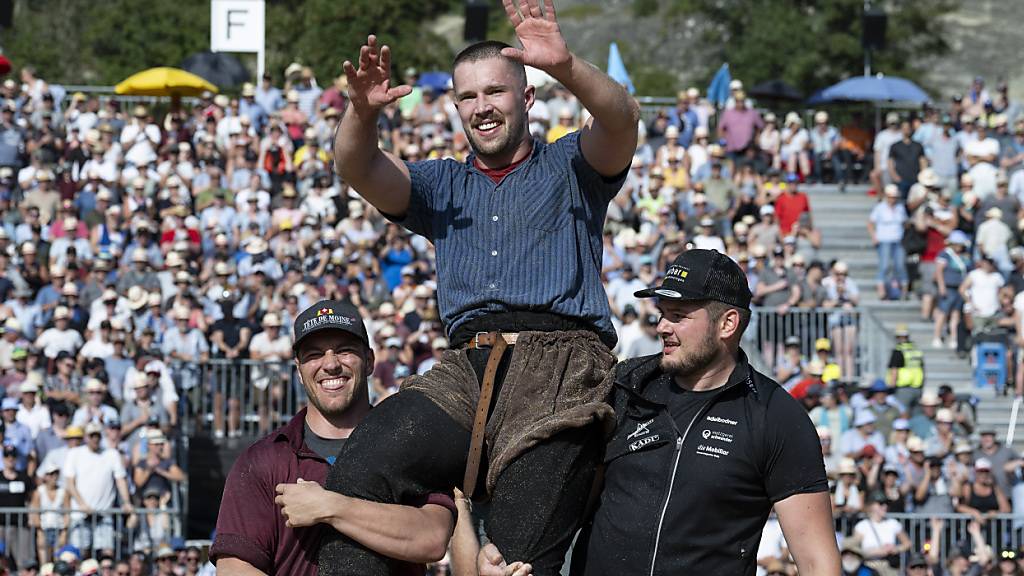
294;330;373;420
453;56;533;164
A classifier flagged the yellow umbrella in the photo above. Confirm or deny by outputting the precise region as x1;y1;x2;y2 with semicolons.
115;67;219;97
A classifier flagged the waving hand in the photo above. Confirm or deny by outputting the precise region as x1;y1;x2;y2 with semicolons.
342;35;413;115
500;0;571;73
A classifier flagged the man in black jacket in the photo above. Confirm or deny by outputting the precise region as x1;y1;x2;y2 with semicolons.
481;249;840;575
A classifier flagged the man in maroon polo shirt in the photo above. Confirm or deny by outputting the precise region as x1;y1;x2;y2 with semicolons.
211;299;456;575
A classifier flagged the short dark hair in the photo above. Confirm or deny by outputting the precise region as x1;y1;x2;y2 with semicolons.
453;41;526;90
704;300;751;337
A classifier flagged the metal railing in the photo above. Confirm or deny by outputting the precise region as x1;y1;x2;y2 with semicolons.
172;359;308;438
834;513;1024;572
747;306;894;384
0;507;181;563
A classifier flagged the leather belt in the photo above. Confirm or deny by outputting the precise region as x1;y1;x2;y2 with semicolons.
461;331;515;497
464;331;518;349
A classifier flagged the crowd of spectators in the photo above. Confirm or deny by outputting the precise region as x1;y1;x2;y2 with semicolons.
855;78;1024;404
3;58;1024;574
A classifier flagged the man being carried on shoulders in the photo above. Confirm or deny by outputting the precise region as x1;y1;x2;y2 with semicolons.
322;0;639;574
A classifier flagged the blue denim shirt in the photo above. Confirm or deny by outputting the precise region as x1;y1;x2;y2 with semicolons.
396;132;626;345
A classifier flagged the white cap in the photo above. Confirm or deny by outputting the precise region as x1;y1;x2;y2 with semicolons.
838;458;857;475
853;411;876;427
131;247;148;263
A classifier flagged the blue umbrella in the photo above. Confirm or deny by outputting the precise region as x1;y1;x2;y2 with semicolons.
607;42;635;95
808;75;930;104
418;71;452;93
707;64;731;107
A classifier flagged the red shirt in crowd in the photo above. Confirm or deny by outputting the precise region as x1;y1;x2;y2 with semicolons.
774;190;810;236
788;376;823;401
210;408;455;575
922;227;946;263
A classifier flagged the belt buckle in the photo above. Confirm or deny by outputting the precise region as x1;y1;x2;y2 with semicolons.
474;332;488;348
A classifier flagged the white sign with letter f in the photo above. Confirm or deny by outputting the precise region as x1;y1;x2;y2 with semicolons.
211;0;265;77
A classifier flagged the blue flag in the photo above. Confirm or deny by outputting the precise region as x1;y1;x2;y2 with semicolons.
707;63;731;107
607;42;635;95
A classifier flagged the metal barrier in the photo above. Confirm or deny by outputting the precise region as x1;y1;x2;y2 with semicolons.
172;359;308;438
747;306;894;384
834;513;1024;572
56;84;201;109
0;507;181;563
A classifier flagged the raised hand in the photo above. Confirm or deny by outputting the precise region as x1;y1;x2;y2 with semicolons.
342;35;413;115
501;0;570;73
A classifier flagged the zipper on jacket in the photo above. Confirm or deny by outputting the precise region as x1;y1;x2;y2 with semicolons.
649;401;710;576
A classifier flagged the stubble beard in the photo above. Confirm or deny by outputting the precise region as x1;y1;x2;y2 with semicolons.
302;370;363;420
466;114;527;160
660;325;720;379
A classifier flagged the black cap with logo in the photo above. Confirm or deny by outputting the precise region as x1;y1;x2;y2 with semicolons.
292;300;369;352
634;249;752;309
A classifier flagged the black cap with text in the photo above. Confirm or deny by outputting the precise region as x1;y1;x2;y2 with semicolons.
292;300;369;352
634;249;752;310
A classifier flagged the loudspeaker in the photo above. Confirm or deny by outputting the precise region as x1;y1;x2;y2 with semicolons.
0;0;13;29
464;0;489;43
862;9;887;51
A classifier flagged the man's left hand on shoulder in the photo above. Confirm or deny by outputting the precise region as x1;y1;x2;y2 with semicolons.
275;478;329;528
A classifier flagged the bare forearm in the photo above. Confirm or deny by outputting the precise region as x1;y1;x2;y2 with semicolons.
65;482;86;508
776;492;840;576
116;478;132;505
334;108;410;215
552;54;639;136
449;497;480;576
216;557;269;575
320;492;452;563
334;108;381;182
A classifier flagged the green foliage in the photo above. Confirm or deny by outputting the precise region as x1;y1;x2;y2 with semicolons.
4;0;460;87
557;4;605;20
266;0;460;86
633;0;660;19
657;0;959;96
631;67;679;97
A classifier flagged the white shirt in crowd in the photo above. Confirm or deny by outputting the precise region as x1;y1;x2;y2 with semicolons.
35;328;83;359
16;403;51;439
80;337;114;361
853;517;903;551
964;268;1004;318
869;201;908;244
62;444;127;518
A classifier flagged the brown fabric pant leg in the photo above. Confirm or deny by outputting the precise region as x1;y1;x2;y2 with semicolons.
319;330;615;576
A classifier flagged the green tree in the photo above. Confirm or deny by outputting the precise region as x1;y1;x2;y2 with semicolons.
265;0;459;87
659;0;959;96
3;0;460;88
